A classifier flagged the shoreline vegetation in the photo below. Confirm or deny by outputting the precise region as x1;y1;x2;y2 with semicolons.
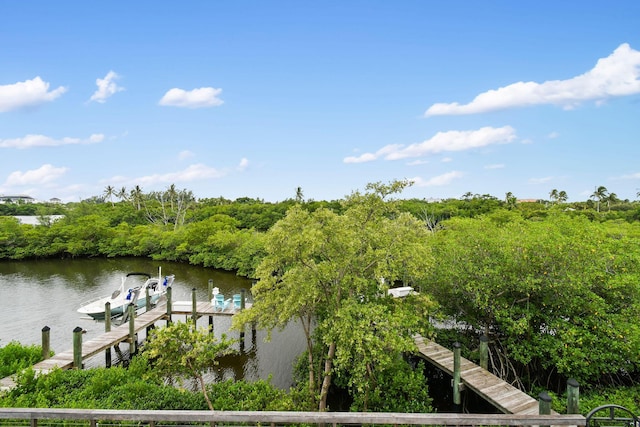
2;181;640;414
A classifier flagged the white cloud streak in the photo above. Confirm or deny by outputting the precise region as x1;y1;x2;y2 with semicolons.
411;171;464;187
89;71;124;103
159;87;224;108
343;126;516;163
425;43;640;116
0;134;105;149
5;164;68;186
134;164;226;186
237;158;249;171
0;77;67;112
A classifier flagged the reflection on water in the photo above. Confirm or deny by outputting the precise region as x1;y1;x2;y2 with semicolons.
0;258;305;389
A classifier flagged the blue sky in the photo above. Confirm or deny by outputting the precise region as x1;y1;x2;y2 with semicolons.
1;1;639;203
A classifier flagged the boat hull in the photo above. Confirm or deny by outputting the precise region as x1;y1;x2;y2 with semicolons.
79;294;162;320
78;272;174;320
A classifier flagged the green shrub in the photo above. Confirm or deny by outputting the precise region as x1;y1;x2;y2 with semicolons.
0;341;43;378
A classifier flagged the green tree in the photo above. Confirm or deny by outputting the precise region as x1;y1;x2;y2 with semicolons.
557;190;568;203
103;185;115;206
143;321;236;410
426;215;640;391
233;180;436;411
591;186;608;212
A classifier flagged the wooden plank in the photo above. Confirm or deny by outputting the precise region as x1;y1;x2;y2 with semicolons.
0;408;587;426
413;334;553;415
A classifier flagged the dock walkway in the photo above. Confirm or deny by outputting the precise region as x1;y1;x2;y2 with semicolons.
0;300;246;391
414;335;549;415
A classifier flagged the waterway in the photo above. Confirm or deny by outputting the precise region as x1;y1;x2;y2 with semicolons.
0;258;306;389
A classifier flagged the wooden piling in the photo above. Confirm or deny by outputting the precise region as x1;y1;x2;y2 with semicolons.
73;327;83;369
191;288;198;325
479;334;488;370
208;280;214;333
41;326;50;360
453;342;461;408
241;288;246;310
105;302;112;368
539;391;552;427
566;378;579;414
128;304;136;355
166;286;172;325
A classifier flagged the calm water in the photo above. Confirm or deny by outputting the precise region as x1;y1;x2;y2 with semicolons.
0;258;305;389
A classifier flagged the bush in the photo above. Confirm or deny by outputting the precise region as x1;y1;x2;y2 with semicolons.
0;341;43;378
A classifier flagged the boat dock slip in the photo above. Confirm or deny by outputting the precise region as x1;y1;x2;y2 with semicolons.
414;335;550;415
0;300;250;391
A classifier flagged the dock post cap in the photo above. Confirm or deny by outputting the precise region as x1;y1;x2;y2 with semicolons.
538;391;552;402
567;378;580;387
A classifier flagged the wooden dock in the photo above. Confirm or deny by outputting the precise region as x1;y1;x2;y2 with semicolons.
414;335;549;415
0;300;247;391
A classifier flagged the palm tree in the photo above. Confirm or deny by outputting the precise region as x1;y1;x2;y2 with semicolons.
505;192;517;209
295;186;304;203
557;190;568;203
117;186;128;202
130;185;144;211
549;189;559;203
591;186;608;212
103;185;115;206
606;192;619;212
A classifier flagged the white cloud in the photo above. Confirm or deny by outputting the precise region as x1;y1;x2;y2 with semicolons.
425;43;640;116
178;150;195;160
159;87;224;108
5;164;68;186
344;126;516;163
547;132;560;139
441;157;453;163
89;71;124;103
411;171;464;187
0;77;67;112
0;133;104;149
237;158;249;171
614;172;640;180
529;176;553;184
136;164;226;186
407;159;429;166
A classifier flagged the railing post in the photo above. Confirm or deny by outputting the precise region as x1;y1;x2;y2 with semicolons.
479;334;488;370
539;391;552;427
566;378;580;414
73;327;83;369
166;286;173;325
128;303;136;355
453;341;461;409
41;326;50;360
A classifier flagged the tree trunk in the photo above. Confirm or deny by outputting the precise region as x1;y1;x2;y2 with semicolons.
318;341;336;411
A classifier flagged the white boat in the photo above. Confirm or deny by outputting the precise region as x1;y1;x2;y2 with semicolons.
78;268;175;320
387;286;415;298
